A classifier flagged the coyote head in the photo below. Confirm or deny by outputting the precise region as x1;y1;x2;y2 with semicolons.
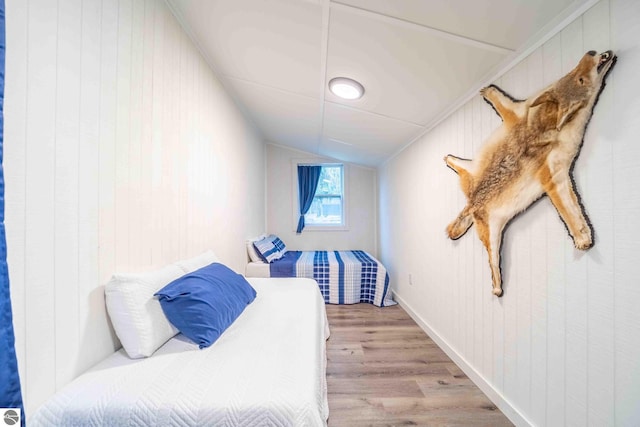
530;50;616;130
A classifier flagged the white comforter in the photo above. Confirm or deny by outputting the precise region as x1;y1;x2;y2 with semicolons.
30;278;330;427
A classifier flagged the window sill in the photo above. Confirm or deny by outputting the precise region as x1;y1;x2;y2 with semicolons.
297;225;349;232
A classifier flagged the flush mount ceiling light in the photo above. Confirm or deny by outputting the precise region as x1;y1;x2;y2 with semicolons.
328;77;365;100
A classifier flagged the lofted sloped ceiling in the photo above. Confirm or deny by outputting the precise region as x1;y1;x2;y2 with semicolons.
167;0;592;167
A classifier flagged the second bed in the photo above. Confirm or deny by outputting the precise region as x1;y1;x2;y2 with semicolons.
246;249;395;307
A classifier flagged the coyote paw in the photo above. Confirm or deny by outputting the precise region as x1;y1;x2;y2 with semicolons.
480;86;496;99
446;214;472;240
444;155;455;168
575;235;593;250
574;227;593;250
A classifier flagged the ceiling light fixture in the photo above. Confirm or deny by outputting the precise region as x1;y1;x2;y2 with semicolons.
328;77;365;100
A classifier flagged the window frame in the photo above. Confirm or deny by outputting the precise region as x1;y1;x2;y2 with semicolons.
291;160;349;232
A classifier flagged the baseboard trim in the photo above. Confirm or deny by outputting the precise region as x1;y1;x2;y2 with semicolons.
393;293;532;427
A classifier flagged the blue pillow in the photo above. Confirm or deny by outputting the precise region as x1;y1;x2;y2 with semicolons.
253;235;284;263
154;263;257;349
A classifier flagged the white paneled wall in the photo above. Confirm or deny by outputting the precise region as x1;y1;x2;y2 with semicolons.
379;0;640;425
4;0;265;413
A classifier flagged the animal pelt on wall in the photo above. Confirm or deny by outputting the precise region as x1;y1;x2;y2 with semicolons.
444;50;616;297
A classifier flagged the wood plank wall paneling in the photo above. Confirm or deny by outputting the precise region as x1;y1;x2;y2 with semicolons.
4;0;28;406
4;0;266;413
379;0;640;425
25;0;58;409
54;0;82;393
611;0;640;423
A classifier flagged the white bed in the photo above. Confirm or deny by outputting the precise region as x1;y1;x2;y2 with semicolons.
245;261;271;278
30;278;330;427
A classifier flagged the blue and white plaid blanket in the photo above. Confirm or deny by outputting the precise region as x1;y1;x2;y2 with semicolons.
270;251;395;307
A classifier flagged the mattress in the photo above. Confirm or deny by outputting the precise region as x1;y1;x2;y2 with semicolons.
245;261;270;278
30;278;330;427
246;251;396;307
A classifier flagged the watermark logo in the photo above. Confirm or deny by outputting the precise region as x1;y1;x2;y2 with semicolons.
1;409;20;426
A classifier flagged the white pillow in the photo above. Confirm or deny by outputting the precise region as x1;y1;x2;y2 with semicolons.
246;235;266;263
174;250;220;273
105;264;184;359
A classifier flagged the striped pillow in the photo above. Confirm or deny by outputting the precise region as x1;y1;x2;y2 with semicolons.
253;235;284;263
271;235;287;255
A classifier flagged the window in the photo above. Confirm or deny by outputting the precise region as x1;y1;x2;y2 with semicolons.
294;163;347;230
305;165;344;226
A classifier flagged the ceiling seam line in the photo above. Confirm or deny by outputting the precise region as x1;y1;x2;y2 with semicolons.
223;75;320;101
324;100;424;128
266;141;378;172
317;0;331;155
329;0;514;55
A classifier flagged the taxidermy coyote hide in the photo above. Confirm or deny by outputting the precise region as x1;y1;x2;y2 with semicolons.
445;50;616;297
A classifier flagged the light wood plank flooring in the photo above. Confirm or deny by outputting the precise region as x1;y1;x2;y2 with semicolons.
325;304;513;427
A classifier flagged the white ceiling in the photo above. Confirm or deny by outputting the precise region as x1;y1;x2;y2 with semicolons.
167;0;591;167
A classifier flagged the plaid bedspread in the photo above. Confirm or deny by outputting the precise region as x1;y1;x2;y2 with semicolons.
270;250;395;307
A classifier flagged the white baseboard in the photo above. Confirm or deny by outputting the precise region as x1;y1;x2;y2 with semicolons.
393;293;531;427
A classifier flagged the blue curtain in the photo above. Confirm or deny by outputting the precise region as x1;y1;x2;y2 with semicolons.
0;1;25;425
296;165;322;233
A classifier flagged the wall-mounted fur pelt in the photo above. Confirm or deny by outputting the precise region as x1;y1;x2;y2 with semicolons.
444;50;616;297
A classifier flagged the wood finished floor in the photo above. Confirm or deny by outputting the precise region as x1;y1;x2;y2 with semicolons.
325;304;513;427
